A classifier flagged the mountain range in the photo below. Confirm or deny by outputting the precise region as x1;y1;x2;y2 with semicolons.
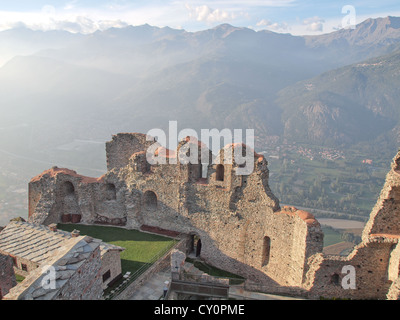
1;16;400;176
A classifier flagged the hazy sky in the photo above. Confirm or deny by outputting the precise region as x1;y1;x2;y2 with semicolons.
0;0;399;35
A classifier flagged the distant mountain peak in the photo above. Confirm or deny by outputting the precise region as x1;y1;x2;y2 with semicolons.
304;16;400;48
356;16;400;31
384;16;400;28
205;23;255;39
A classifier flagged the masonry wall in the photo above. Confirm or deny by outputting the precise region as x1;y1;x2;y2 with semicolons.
363;156;400;239
29;168;128;228
306;240;396;300
0;250;39;278
304;151;400;300
100;250;123;289
56;246;103;300
106;133;155;172
27;134;325;290
0;254;17;299
13;257;38;278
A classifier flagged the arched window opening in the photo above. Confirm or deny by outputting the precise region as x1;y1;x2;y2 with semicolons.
216;164;224;182
144;191;157;210
105;183;117;201
63;182;75;196
60;181;81;223
262;236;271;266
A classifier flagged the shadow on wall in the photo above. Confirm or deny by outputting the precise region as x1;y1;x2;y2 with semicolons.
128;196;296;293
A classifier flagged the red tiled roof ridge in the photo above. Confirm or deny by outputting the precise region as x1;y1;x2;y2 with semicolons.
223;143;265;161
30;167;105;184
184;136;209;150
277;206;319;225
154;146;177;159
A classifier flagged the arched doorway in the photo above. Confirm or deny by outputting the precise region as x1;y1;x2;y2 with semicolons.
189;234;202;258
196;239;202;257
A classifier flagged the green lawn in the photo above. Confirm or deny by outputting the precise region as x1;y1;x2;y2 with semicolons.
58;224;177;275
186;258;245;285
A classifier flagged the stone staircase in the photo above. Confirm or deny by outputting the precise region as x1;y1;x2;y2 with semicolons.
182;261;205;276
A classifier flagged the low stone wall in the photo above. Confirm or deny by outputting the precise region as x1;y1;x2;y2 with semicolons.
140;225;181;238
114;238;188;300
244;280;309;299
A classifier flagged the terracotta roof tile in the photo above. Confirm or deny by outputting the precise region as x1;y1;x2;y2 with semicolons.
277;206;319;226
30;167;105;184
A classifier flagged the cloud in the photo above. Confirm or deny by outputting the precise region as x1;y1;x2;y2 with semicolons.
0;10;130;34
49;17;130;34
256;19;289;31
179;0;296;8
303;16;325;32
186;4;235;23
63;0;79;11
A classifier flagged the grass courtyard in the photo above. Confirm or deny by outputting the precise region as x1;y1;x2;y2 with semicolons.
58;224;177;275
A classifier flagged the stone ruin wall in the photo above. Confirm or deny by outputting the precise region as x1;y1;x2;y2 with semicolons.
0;254;17;298
305;240;398;299
304;150;400;300
28;133;324;291
27;134;400;299
363;157;400;239
25;134;400;299
106;133;155;172
29;134;400;299
29;168;128;228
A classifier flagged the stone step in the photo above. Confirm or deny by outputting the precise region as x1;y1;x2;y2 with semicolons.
183;262;205;276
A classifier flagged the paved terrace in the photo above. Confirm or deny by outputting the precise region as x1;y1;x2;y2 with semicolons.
129;262;304;300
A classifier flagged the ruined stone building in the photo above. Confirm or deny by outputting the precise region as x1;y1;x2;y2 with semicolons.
27;132;400;299
0;221;124;300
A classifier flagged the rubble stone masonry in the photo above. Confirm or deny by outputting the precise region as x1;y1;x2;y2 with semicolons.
0;254;16;299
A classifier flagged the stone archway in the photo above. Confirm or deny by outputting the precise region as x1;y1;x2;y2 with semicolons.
63;181;75;195
105;183;117;201
144;191;157;210
60;181;81;223
196;239;202;257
